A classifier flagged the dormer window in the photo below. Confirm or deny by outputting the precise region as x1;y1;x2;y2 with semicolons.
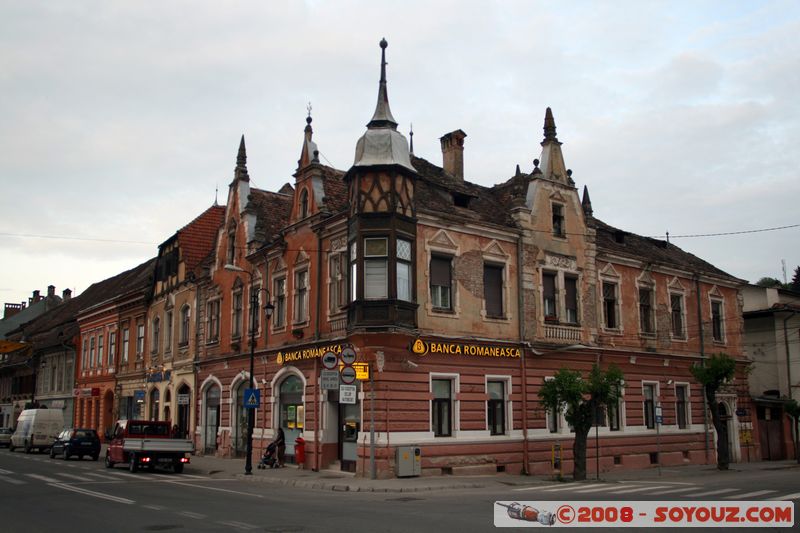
452;192;471;208
300;189;309;219
226;224;236;265
552;204;565;237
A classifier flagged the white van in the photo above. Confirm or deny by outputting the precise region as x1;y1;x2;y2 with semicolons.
10;408;64;453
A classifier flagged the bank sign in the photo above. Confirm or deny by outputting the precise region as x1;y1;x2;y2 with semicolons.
276;343;346;366
411;338;520;358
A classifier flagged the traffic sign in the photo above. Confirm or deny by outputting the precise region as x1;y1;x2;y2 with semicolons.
244;388;260;409
353;362;369;380
340;366;357;384
320;370;340;390
340;384;357;404
322;351;338;370
655;415;663;425
340;346;357;366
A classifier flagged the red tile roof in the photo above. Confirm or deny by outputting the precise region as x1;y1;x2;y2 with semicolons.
176;205;225;272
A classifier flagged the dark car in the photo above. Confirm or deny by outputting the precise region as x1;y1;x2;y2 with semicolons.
49;428;100;461
0;427;12;447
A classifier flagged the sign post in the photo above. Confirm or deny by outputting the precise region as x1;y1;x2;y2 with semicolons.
244;388;260;409
655;404;663;476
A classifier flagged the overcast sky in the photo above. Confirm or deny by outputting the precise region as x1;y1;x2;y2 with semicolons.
1;1;799;307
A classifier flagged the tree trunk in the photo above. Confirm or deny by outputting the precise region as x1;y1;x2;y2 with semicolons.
706;387;729;470
572;426;590;481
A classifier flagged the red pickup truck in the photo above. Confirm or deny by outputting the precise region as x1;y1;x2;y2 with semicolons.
105;420;194;473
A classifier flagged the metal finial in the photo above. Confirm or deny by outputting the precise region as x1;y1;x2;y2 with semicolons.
533;159;540;169
409;122;414;153
306;102;312;124
380;38;388;49
214;184;219;206
237;135;247;167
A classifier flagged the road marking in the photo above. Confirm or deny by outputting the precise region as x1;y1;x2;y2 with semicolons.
684;488;740;497
512;484;567;492
542;483;604;492
55;472;94;482
723;490;776;499
611;485;673;494
574;484;636;493
26;473;62;483
0;476;26;485
0;468;13;474
177;511;206;519
85;472;126;481
770;492;800;501
217;520;257;530
165;480;264;498
49;483;135;504
649;486;699;495
142;504;165;511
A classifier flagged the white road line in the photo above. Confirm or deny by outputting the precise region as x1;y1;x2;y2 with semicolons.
543;483;605;492
575;484;638;494
177;511;206;519
25;473;62;483
0;476;26;485
684;488;740;497
164;480;265;498
512;484;567;492
649;486;699;495
142;504;165;511
217;520;257;530
85;473;126;481
611;485;673;494
55;472;94;482
723;490;776;499
770;492;800;501
0;468;13;474
49;483;135;504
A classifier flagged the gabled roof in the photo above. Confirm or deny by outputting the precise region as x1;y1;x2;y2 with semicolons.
248;188;293;244
592;218;738;280
175;205;225;272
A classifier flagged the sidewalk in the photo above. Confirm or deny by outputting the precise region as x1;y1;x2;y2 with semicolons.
186;453;800;494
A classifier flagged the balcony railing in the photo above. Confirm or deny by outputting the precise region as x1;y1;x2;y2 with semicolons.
544;323;582;343
329;316;347;334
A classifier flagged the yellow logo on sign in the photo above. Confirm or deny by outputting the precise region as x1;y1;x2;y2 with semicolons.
276;352;284;365
412;339;428;355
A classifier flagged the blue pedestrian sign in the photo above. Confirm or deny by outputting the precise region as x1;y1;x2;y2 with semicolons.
244;388;260;409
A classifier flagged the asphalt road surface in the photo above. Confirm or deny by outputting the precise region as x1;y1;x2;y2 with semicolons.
1;448;798;532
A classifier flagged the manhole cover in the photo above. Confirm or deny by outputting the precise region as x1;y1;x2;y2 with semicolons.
144;526;183;531
385;497;424;502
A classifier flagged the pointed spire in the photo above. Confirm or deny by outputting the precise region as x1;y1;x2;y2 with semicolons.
515;164;521;177
543;107;558;141
235;135;249;182
582;185;593;216
409;123;414;154
214;184;219;206
297;106;319;170
368;38;398;129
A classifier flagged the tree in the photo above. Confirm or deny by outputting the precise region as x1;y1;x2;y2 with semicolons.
786;399;800;464
539;364;623;481
790;266;800;293
690;353;736;470
755;277;787;289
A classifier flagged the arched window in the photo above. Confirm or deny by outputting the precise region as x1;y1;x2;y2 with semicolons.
279;376;304;430
204;385;220;453
300;189;308;219
150;388;160;421
227;223;236;265
180;305;190;345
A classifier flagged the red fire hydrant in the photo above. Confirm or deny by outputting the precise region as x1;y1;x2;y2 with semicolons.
295;437;305;466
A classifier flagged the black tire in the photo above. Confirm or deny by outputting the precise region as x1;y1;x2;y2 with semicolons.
8;443;15;452
78;455;84;460
24;441;32;454
63;447;70;460
92;453;99;461
173;461;184;474
49;448;56;459
129;454;138;473
104;453;114;469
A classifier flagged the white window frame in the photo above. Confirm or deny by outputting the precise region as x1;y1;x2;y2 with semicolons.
136;323;145;358
328;249;347;317
293;268;309;325
674;382;691;430
430;373;459;437
669;290;687;340
637;283;656;337
642;381;659;430
709;292;726;344
541;267;581;326
485;375;512;436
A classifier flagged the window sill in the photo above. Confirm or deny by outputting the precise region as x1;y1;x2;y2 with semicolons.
601;327;622;335
178;342;189;348
638;332;656;339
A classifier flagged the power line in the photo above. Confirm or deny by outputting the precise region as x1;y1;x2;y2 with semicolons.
0;232;156;245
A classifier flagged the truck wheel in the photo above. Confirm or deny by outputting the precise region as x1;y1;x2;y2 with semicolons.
104;454;114;469
9;443;15;452
24;441;32;454
173;461;184;474
49;448;56;459
129;454;138;473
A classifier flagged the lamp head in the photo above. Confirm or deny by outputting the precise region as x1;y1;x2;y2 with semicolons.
264;301;275;319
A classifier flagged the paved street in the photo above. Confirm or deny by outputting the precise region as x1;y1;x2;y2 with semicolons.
1;447;798;532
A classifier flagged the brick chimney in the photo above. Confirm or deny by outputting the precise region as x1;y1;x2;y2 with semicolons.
440;129;467;180
62;288;72;301
30;290;41;305
47;285;56;297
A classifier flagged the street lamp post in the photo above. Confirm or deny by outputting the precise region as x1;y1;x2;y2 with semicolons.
225;264;274;476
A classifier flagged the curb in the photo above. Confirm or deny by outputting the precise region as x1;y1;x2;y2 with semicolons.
234;473;486;493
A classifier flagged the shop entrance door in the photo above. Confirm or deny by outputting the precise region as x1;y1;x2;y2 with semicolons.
338;399;360;473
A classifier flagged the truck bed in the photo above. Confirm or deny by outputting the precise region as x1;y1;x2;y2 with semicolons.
122;438;194;454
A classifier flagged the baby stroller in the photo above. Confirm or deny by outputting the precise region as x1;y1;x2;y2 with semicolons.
257;442;277;469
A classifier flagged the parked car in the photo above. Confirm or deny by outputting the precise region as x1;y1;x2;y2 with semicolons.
10;408;63;453
49;428;101;461
0;427;12;447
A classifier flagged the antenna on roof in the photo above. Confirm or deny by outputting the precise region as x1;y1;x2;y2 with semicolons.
214;184;219;206
409;123;414;154
666;231;669;244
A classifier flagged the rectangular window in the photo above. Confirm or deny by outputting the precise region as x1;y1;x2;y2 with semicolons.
274;278;286;328
639;287;655;334
543;272;557;320
165;311;173;351
82;339;88;370
397;239;412;302
608;398;621;431
671;293;684;338
364;237;388;299
552;203;565;237
180;306;190;345
207;300;220;341
487;381;505;435
109;332;116;368
349;242;357;303
122;328;129;365
676;384;689;429
593;404;607;427
232;291;243;337
249;285;261;335
98;334;104;368
151;318;160;354
565;276;578;324
329;252;346;313
430;256;452;310
294;270;308;323
89;337;96;368
643;383;656;429
711;300;724;341
483;264;503;318
602;282;618;329
432;379;452;437
136;324;144;357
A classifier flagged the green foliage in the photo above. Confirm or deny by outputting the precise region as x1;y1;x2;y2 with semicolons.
539;364;623;428
690;353;736;393
791;266;800;293
755;277;788;289
786;399;800;421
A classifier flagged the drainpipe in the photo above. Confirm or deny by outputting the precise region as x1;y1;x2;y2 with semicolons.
517;233;529;475
694;274;710;463
314;231;323;471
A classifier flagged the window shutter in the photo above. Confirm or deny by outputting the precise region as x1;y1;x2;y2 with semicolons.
483;264;503;317
430;257;451;287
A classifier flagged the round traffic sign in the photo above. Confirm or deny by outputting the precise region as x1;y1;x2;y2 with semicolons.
340;366;357;384
321;351;338;370
340;346;357;366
